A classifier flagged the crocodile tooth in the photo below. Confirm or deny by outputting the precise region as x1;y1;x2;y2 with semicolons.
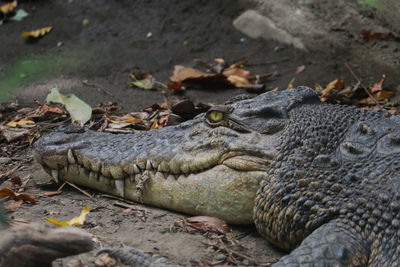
146;160;153;170
129;174;135;183
122;165;134;175
115;179;124;197
51;169;59;183
180;163;190;174
82;158;91;170
160;161;170;173
101;165;111;177
157;165;163;173
137;161;146;170
64;166;67;173
67;149;76;164
76;154;83;165
110;166;124;179
91;161;101;172
133;164;140;174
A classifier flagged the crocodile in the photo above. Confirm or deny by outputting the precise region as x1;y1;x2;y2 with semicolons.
34;87;400;266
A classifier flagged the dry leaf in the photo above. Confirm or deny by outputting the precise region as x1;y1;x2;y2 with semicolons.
226;75;249;87
46;205;90;226
150;119;158;130
0;187;36;203
229;58;248;69
22;26;53;38
222;68;253;78
0;0;17;14
6;119;35;127
361;30;400;42
170;65;208;82
178;216;229;234
369;74;386;93
4;200;23;212
359;90;394;105
34;100;68;115
322;79;345;97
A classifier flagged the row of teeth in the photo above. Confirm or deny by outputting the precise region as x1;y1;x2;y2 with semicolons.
47;149;217;198
66;149;217;178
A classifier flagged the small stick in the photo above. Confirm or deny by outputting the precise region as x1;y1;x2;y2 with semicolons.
65;181;93;199
82;80;114;96
344;63;381;107
57;182;67;192
113;201;146;212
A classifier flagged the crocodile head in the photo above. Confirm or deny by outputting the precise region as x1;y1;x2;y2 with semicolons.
34;88;318;224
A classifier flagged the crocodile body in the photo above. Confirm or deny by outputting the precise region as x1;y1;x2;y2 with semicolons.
34;88;400;266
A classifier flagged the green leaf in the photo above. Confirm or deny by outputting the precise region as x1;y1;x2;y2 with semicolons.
130;73;155;90
11;9;29;21
46;87;92;126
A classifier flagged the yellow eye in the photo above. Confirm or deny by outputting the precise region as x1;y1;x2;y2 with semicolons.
209;110;224;122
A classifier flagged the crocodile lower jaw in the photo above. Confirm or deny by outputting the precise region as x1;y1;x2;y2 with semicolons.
38;157;269;224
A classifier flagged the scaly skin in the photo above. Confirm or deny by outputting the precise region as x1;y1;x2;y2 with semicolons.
34;88;400;266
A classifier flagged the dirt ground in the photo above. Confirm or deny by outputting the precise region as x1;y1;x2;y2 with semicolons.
1;0;399;266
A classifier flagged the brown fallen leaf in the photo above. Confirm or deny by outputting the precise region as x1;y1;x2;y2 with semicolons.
177;216;230;235
4;200;23;212
369;74;386;93
227;75;250;87
0;0;17;14
169;65;231;90
359;90;394;105
34;99;68;115
229;58;248;69
361;30;400;42
222;67;253;78
170;65;208;82
0;187;36;203
21;26;52;38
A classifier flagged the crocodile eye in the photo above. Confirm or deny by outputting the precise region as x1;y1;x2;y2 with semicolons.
208;110;224;122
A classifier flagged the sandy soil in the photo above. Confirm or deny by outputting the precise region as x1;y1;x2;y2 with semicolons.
1;0;399;266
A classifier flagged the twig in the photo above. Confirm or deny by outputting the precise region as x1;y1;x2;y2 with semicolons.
344;63;381;107
113;201;147;212
57;182;67;191
65;181;93;199
82;80;114;96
